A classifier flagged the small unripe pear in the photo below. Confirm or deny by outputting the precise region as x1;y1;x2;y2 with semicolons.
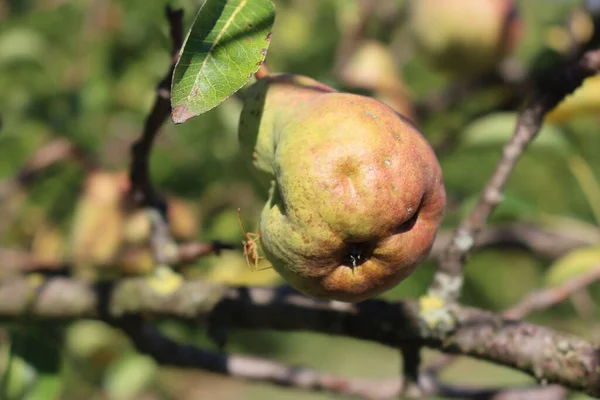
239;74;445;302
408;0;522;76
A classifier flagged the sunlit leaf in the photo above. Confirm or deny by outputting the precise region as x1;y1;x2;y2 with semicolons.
171;0;276;123
544;245;600;287
546;74;600;123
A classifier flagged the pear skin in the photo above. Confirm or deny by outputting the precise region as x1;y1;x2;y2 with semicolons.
239;73;446;302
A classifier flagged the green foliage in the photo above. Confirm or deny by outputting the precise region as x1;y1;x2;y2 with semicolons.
0;0;599;399
171;0;275;123
103;352;157;399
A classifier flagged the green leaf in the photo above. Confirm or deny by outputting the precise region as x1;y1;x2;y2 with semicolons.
104;352;157;400
459;112;573;156
544;245;600;287
27;374;61;400
171;0;276;123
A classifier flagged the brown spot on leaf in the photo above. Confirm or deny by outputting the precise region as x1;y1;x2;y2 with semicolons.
256;61;263;66
265;32;272;41
171;104;195;124
261;48;268;56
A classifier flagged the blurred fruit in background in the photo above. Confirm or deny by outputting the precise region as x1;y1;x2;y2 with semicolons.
69;169;202;277
167;196;200;242
68;170;128;279
339;39;416;121
408;0;523;77
545;7;595;55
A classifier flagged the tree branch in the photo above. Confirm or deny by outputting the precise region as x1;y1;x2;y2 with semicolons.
114;315;568;400
0;277;598;396
4;220;590;278
429;222;598;261
504;264;600;319
427;263;600;386
431;48;600;302
115;315;403;400
0;240;235;278
128;6;183;208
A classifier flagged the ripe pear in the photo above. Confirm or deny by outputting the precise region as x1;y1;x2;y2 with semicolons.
408;0;522;77
238;73;446;302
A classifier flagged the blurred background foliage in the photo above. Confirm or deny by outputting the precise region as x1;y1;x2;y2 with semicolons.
0;0;600;399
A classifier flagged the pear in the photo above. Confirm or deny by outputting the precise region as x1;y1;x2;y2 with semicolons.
239;73;446;302
408;0;522;77
339;39;416;122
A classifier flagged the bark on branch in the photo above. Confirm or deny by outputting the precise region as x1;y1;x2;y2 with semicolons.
115;315;568;400
0;277;598;397
128;6;183;208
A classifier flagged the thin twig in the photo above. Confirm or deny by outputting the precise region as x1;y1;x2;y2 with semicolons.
400;343;423;398
176;240;236;263
3;221;593;277
0;240;235;278
128;6;183;208
504;264;600;319
429;222;599;261
115;315;402;400
430;49;600;302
